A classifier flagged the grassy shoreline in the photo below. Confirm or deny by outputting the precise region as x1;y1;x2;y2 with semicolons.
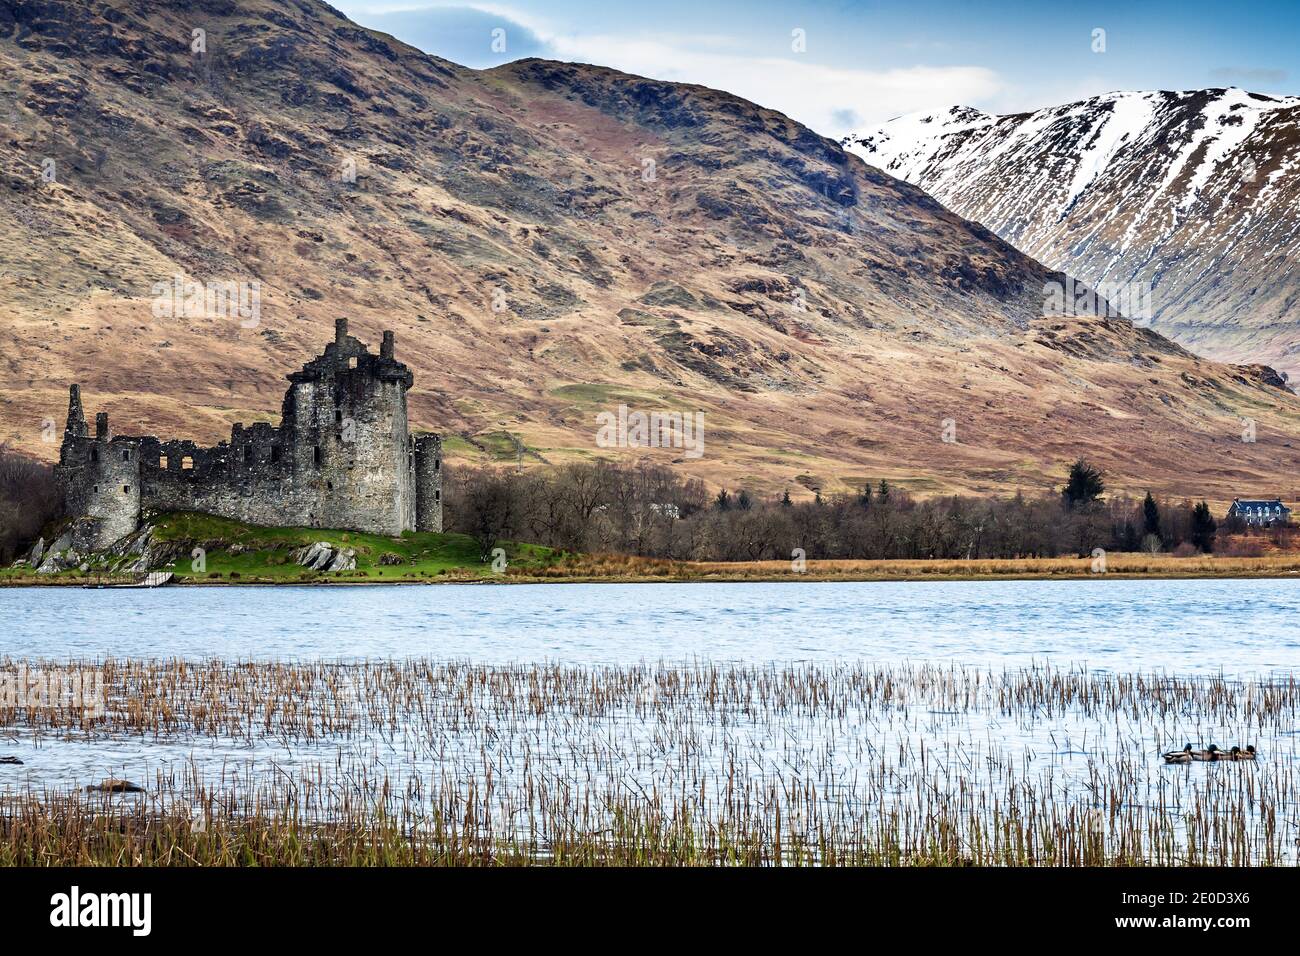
6;510;1300;586
6;551;1300;586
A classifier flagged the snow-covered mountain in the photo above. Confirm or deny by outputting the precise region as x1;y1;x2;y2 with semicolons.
844;88;1300;375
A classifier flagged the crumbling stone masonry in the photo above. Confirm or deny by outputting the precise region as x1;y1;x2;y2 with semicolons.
57;320;444;551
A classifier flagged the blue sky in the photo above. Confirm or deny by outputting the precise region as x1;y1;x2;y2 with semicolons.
333;1;1300;137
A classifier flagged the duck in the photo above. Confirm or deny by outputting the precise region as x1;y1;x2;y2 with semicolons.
1162;744;1194;764
1231;745;1258;761
1192;744;1221;761
84;778;145;794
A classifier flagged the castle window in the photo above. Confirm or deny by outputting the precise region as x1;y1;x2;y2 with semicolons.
348;357;358;369
435;458;440;472
93;485;99;493
335;410;343;424
314;446;322;466
435;490;440;502
244;445;252;462
122;449;130;462
159;454;168;469
181;456;194;471
271;446;280;463
91;448;99;462
327;481;333;490
123;485;130;494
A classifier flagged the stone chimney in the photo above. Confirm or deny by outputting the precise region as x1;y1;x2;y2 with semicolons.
95;411;110;440
381;330;395;359
335;317;348;347
65;384;87;439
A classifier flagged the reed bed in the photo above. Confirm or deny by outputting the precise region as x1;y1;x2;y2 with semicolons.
499;551;1300;583
680;553;1300;580
2;659;1297;865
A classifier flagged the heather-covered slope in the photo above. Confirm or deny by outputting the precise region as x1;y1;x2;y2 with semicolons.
2;1;1299;503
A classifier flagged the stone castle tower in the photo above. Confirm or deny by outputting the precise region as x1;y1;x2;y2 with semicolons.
57;320;443;550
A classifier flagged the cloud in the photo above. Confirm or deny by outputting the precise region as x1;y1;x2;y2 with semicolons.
345;5;548;67
1208;67;1289;86
545;34;1004;137
339;4;1007;137
831;108;863;129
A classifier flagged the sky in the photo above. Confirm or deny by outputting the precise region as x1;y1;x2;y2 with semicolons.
331;1;1300;138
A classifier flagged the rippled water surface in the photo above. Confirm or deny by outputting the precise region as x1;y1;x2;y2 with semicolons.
5;579;1300;673
4;580;1298;862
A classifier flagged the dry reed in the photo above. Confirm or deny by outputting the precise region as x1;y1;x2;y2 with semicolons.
1;659;1295;866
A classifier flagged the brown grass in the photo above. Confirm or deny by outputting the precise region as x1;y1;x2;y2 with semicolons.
513;550;1300;583
9;549;1300;587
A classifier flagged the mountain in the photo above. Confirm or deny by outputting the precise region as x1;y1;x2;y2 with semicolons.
1;2;1299;505
844;88;1300;377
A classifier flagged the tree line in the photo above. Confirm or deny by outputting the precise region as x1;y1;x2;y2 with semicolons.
0;445;1261;567
448;458;1230;563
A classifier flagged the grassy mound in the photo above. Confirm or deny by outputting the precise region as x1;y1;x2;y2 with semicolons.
147;512;556;584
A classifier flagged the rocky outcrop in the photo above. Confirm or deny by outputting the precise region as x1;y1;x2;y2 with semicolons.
291;541;357;572
27;521;184;575
36;529;81;573
103;525;186;574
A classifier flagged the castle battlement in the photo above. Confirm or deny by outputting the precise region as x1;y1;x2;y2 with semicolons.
56;320;443;551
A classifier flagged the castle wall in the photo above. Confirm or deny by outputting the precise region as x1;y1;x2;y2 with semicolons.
137;429;309;529
413;433;444;533
288;370;412;535
56;321;443;548
58;426;143;551
137;377;414;534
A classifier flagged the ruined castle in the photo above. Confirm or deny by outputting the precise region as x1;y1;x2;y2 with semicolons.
57;320;443;550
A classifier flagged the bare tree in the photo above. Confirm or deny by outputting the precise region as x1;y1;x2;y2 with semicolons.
0;445;63;565
454;468;524;562
441;460;1213;562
